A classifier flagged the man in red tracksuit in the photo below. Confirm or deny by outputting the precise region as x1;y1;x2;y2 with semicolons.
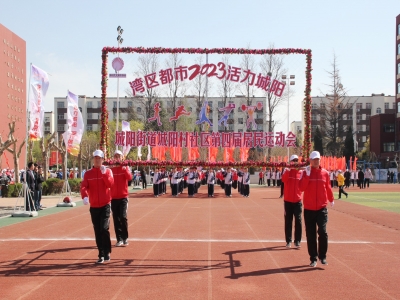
110;150;132;247
81;150;114;264
299;151;334;267
281;154;303;249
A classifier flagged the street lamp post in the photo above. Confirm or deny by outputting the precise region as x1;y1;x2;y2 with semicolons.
282;75;295;161
116;26;123;134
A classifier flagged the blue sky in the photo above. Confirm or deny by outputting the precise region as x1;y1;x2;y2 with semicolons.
1;0;399;131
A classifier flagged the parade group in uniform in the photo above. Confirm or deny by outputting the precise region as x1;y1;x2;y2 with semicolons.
81;149;335;267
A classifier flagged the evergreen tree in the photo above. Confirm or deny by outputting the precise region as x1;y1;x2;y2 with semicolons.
343;126;355;166
313;126;324;155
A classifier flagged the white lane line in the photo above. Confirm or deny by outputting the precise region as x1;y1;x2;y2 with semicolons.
0;238;393;244
349;195;400;205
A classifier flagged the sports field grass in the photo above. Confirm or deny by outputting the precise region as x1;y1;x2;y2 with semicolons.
336;192;400;214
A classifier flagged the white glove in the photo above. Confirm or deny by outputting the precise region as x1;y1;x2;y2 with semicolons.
330;201;334;207
122;166;126;170
100;165;106;174
305;166;311;176
83;197;89;205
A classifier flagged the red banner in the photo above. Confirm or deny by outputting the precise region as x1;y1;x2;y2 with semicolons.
49;151;62;165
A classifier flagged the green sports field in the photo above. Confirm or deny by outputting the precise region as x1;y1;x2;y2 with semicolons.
336;192;400;214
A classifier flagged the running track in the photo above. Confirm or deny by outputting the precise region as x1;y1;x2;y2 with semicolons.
0;184;399;299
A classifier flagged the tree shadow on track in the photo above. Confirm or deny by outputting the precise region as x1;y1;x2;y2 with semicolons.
224;246;323;279
0;246;233;278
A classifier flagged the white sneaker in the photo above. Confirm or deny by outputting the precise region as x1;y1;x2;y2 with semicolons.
115;241;123;247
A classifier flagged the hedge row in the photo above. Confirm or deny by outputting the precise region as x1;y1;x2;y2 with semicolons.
1;178;82;197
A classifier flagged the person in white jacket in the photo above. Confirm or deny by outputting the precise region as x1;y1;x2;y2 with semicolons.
242;168;251;197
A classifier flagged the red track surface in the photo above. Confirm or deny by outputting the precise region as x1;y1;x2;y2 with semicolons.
0;184;399;300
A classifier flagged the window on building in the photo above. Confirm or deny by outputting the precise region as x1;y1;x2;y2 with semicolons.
356;114;361;120
383;142;395;152
167;101;172;108
398;82;400;94
398;43;400;55
79;107;82;112
384;102;389;109
383;124;395;132
87;124;93;132
128;101;133;108
58;114;64;120
311;114;316;120
366;125;370;132
218;125;224;131
320;103;325;109
398;63;400;75
238;118;244;124
366;103;372;109
356;103;362;109
208;101;213;107
398;24;400;35
256;113;263;119
97;101;101;108
366;114;370;120
57;102;64;108
343;125;347;132
228;124;234;131
393;102;396;109
348;114;353;120
113;113;116;120
238;129;243;133
296;126;301;132
45;126;50;132
338;103;342;109
137;107;142;113
398;102;400;113
357;125;363;131
257;124;263;130
376;107;381;114
218;101;224;108
57;125;64;131
87;101;92;108
113;101;117;108
87;113;92;119
44;117;50;123
311;125;317;132
312;103;318;109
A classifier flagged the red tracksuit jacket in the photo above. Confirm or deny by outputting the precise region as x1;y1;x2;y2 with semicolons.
299;166;334;210
281;169;302;203
110;166;132;199
80;167;114;208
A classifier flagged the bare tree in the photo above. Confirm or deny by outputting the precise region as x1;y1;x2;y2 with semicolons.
5;122;25;183
216;55;236;132
0;122;17;166
239;50;257;107
126;53;161;131
52;134;67;180
40;132;56;180
165;53;186;131
318;55;356;156
259;49;288;157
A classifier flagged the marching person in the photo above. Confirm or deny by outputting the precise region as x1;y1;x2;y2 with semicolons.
152;167;160;197
350;169;356;187
337;170;348;199
110;150;132;247
80;150;114;264
281;154;303;248
25;162;36;211
271;168;276;187
170;167;180;197
258;170;263;185
299;151;334;267
344;169;351;188
207;169;216;197
187;167;196;197
265;168;271;187
242;167;250;197
358;168;365;189
237;168;243;194
223;167;233;197
364;168;373;188
35;166;45;210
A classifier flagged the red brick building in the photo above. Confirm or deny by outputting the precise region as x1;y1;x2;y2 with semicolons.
0;23;26;170
370;114;395;165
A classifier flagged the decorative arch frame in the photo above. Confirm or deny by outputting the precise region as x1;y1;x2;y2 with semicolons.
100;47;312;161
